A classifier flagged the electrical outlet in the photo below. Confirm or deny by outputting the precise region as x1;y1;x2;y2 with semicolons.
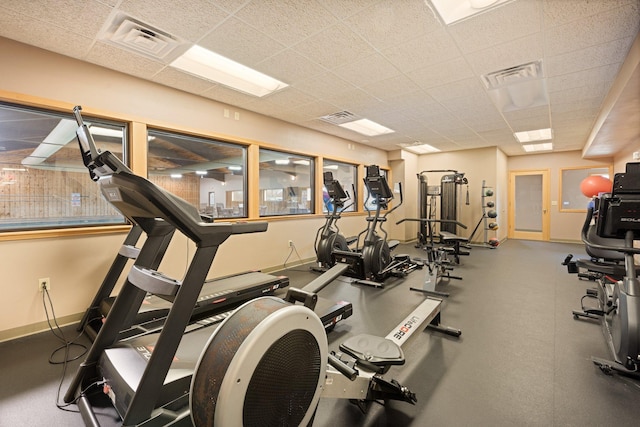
38;277;50;292
288;240;293;247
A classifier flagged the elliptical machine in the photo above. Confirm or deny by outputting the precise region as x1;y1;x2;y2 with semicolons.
580;162;640;378
333;165;422;287
313;171;356;271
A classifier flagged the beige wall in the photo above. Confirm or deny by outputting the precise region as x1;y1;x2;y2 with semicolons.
0;38;388;339
0;36;632;339
613;143;640;172
417;147;503;244
507;151;613;242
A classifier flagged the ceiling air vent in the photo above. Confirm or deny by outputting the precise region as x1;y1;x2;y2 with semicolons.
100;13;185;61
319;111;358;125
482;60;544;90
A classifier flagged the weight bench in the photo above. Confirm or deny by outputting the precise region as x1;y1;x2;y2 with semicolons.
438;231;470;263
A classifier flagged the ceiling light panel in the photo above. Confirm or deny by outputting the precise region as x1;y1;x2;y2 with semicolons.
401;143;441;154
338;119;395;136
522;142;553;152
170;45;289;97
514;128;552;143
429;0;515;25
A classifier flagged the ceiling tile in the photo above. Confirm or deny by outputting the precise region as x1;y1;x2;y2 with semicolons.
201;84;260;108
382;29;460;73
234;0;337;46
0;9;95;60
545;3;640;57
118;0;228;42
407;57;475;90
381;90;439;116
446;0;541;54
322;88;383;113
85;41;166;79
426;77;486;104
543;0;636;27
546;37;634;77
151;67;216;94
465;33;544;76
507;115;552;133
0;0;113;39
292;23;376;70
257;49;327;84
345;0;441;51
197;17;286;67
293;72;357;99
361;75;423;101
317;0;384;20
503;105;550;122
549;84;608;106
546;63;620;93
262;88;318;109
333;53;400;87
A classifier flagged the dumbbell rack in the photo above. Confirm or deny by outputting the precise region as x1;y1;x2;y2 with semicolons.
469;180;497;248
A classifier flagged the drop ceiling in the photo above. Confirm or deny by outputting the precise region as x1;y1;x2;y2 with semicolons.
0;0;638;157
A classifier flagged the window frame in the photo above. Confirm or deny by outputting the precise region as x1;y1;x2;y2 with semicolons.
258;148;315;217
0;101;129;238
559;165;613;213
321;159;358;214
146;127;249;219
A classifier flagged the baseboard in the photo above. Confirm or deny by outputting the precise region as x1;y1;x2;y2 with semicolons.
0;312;83;343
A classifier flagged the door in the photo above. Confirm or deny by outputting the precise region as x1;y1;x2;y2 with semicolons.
508;170;550;241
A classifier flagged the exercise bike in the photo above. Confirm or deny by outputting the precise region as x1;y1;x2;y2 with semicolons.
333;165;422;288
313;171;356;272
577;162;640;378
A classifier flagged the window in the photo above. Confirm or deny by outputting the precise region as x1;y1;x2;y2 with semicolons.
147;129;247;218
259;149;314;216
0;102;127;231
560;166;612;212
322;159;357;213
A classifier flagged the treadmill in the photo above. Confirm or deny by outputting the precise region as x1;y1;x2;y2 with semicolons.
80;233;292;341
64;106;351;426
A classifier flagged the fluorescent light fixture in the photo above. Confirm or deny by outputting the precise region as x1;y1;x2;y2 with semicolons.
275;159;290;165
195;170;207;175
170;173;183;178
22;119;77;166
90;126;123;138
338;118;394;136
228;165;242;171
323;165;339;170
402;143;441;154
429;0;514;25
522;142;553;152
170;45;288;97
2;168;26;172
514;128;552;143
293;160;310;166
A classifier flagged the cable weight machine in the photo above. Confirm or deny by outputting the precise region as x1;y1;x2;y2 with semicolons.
416;170;469;246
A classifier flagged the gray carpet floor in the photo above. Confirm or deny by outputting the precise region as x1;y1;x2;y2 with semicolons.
2;239;640;426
